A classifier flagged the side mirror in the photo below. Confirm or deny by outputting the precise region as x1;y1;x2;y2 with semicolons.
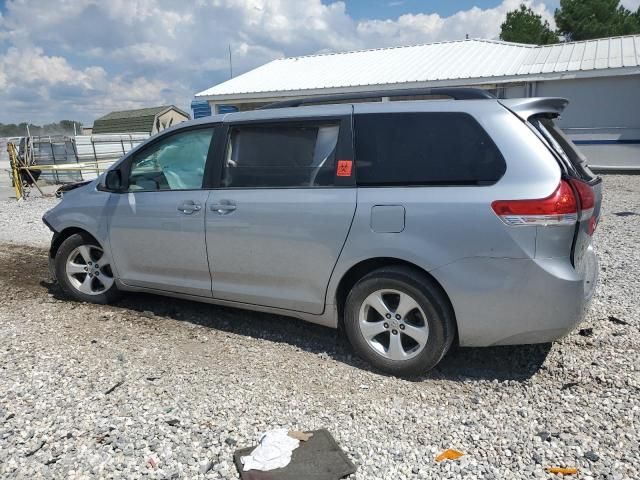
98;169;123;193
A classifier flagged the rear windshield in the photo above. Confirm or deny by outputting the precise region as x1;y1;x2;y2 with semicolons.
354;112;506;186
529;117;597;183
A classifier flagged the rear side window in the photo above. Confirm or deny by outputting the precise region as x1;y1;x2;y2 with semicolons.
354;112;505;186
530;117;597;183
222;123;339;188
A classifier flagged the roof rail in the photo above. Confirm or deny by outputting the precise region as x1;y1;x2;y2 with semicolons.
259;87;496;109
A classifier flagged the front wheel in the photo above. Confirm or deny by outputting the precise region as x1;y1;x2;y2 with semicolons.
344;266;455;377
54;234;120;304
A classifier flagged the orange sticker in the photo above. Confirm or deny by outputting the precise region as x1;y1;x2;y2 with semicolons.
337;160;353;177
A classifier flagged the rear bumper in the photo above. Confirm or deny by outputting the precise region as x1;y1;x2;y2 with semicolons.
432;253;595;347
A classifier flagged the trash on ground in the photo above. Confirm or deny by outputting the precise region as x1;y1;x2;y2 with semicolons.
578;328;593;337
235;428;355;480
288;431;314;442
608;315;629;325
561;382;580;391
241;429;300;471
435;449;464;462
546;466;578;475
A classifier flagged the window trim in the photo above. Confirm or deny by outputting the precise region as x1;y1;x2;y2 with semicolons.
353;112;506;187
217;116;355;190
120;124;219;193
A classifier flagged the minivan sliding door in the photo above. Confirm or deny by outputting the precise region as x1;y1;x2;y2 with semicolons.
205;108;356;314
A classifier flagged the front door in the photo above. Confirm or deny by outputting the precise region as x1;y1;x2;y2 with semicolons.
109;127;215;297
205;113;356;314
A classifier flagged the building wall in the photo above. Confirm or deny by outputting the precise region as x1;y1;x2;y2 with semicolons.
531;75;640;170
153;109;190;134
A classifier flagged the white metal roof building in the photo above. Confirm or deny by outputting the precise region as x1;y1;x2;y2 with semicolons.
196;36;640;170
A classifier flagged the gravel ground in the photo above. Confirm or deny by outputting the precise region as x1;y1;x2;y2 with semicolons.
0;175;638;480
0;196;59;247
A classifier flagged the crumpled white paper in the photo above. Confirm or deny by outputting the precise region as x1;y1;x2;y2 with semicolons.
241;429;300;471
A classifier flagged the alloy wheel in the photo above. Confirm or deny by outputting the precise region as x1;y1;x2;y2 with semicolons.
65;245;114;295
358;289;429;361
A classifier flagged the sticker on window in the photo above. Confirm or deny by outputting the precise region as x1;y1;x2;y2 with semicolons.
337;160;353;177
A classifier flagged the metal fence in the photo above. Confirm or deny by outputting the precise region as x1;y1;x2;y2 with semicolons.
5;133;149;200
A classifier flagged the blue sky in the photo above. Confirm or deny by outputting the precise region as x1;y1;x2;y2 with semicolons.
343;0;508;19
0;0;636;125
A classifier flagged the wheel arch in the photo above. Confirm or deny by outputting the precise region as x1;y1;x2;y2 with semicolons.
334;257;457;336
50;227;100;259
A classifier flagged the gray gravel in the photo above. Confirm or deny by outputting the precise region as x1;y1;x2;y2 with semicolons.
0;196;59;247
0;175;638;479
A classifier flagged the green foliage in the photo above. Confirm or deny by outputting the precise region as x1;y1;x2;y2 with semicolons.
500;5;559;44
0;120;83;137
555;0;640;41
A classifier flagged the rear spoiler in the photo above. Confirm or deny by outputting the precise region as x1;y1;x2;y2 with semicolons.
498;97;568;122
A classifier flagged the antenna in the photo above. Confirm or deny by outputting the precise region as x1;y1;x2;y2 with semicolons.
228;44;233;79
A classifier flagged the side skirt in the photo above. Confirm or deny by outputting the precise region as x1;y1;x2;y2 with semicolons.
115;280;339;328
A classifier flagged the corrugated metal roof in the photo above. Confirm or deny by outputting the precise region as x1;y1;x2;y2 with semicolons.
196;36;640;99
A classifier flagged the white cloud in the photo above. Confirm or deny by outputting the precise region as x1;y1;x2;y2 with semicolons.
357;0;555;47
0;0;556;124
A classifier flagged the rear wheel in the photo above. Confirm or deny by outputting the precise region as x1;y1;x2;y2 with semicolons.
55;234;120;304
344;266;455;377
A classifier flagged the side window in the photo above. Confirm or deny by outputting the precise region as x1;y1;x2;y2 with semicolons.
222;123;339;188
128;128;214;191
354;113;506;186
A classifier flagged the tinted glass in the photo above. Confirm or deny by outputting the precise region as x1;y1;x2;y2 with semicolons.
354;112;505;185
531;117;597;183
223;123;339;188
128;128;213;191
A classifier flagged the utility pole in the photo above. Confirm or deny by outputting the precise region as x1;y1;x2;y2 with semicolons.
228;44;233;79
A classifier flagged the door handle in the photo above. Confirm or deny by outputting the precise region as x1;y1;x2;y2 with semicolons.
177;200;202;214
209;200;236;215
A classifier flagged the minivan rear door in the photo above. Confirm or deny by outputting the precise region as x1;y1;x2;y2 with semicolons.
529;116;603;269
205;108;356;314
500;96;603;273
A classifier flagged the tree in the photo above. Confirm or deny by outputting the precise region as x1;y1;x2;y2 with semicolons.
555;0;640;41
500;5;559;44
0;120;83;137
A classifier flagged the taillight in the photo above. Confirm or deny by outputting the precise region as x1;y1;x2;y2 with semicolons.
569;179;597;234
491;180;578;226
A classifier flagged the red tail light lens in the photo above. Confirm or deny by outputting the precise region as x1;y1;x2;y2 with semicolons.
569;179;595;210
569;179;597;235
491;180;578;226
570;178;597;234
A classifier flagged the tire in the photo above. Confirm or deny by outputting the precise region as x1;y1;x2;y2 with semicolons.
54;233;121;304
344;266;455;377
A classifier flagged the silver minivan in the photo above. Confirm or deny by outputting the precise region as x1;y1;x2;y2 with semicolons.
42;88;602;376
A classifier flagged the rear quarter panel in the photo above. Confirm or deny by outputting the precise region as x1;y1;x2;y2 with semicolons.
327;101;567;341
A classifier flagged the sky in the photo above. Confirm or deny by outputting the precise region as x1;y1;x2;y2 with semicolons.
0;0;638;125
